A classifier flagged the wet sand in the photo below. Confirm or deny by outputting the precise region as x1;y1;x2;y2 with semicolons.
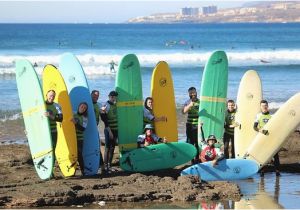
1;111;300;207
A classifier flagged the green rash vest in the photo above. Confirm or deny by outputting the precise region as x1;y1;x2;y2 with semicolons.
187;99;200;125
45;102;62;133
107;101;118;131
74;113;88;141
93;102;100;125
224;110;236;135
256;112;272;129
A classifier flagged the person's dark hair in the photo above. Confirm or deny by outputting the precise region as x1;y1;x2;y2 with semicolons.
46;89;56;95
144;97;153;109
109;91;118;97
260;100;268;105
227;99;235;104
91;90;99;95
78;102;88;117
188;87;196;92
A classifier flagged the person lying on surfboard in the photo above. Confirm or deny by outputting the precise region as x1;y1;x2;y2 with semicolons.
200;135;224;167
137;124;167;148
143;97;166;129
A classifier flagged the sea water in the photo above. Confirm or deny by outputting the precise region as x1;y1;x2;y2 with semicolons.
1;23;300;143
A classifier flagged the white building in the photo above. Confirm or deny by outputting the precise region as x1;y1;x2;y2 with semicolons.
180;7;199;16
202;6;218;15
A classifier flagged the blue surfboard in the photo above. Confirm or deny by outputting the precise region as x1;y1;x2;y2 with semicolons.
181;159;259;181
59;53;100;176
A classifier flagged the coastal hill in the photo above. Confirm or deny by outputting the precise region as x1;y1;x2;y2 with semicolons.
127;1;300;23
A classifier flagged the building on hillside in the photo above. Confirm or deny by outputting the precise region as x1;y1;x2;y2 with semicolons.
180;7;199;16
202;6;218;15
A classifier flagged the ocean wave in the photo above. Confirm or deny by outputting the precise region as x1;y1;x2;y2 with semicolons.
1;50;300;75
268;101;285;111
0;111;22;122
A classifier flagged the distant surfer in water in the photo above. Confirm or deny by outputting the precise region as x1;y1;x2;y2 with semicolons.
260;59;271;64
109;60;118;73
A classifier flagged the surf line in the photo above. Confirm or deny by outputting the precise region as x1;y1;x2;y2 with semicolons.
117;100;143;107
200;96;226;103
32;148;53;160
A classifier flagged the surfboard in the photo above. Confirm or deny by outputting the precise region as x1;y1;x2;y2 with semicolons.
15;59;53;180
235;70;262;158
245;92;300;167
42;64;77;177
151;61;178;142
198;51;228;146
181;159;259;181
59;53;100;176
120;142;196;172
116;54;143;152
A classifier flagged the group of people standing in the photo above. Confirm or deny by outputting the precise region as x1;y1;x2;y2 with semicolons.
182;87;280;176
43;85;280;178
44;89;119;177
44;89;169;177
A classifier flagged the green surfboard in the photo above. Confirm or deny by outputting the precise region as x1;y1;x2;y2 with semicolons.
116;54;143;152
120;142;197;172
15;59;53;180
198;51;228;145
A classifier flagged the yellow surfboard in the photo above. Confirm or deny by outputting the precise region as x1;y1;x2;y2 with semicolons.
235;70;262;158
42;64;77;177
246;92;300;167
151;61;178;142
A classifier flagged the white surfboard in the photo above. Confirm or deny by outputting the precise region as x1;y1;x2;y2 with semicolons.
245;92;300;167
235;70;262;158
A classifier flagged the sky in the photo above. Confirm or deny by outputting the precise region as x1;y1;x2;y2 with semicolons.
0;0;252;23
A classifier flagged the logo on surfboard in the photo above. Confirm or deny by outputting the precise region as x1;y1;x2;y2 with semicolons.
159;77;167;87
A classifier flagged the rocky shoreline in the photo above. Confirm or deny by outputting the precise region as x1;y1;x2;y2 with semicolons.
0;145;241;208
1;131;300;208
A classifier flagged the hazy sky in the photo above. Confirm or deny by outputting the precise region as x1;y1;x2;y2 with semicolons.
0;1;249;23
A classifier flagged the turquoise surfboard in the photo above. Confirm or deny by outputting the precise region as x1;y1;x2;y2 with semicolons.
198;51;228;145
181;159;259;181
116;54;143;152
59;53;100;176
120;142;197;172
15;59;53;180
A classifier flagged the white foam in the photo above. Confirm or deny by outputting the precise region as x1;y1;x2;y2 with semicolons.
268;101;285;110
0;113;22;122
1;50;300;75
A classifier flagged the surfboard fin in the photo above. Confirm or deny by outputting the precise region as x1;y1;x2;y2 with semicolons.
122;156;133;170
36;158;48;170
67;161;77;172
